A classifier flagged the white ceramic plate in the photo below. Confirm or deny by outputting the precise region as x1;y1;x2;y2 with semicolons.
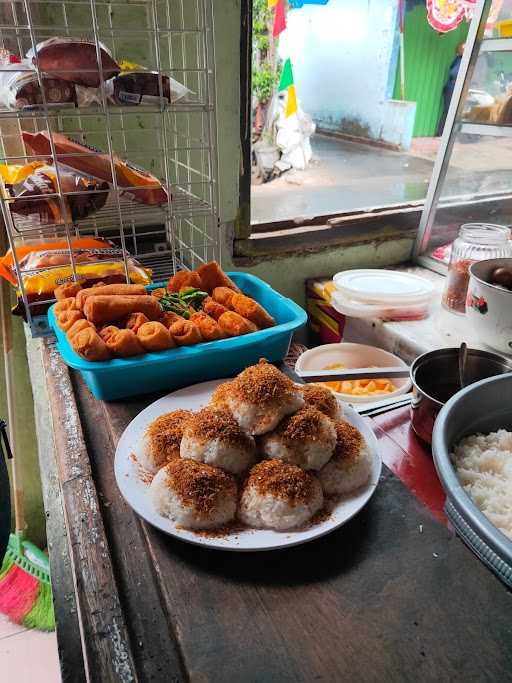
114;379;382;552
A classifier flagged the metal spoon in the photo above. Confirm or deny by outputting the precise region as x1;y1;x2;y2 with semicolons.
296;367;411;382
459;342;468;389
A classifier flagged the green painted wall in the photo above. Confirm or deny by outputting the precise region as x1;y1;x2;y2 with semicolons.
394;5;469;137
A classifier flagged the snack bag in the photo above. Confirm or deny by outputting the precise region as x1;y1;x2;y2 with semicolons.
0;237;152;318
106;71;192;106
0;162;109;224
26;38;120;88
0;61;78;110
22;130;169;206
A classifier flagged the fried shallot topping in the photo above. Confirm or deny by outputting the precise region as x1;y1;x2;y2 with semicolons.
163;459;236;513
244;460;317;506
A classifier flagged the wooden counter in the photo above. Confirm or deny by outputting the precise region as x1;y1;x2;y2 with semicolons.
34;339;512;682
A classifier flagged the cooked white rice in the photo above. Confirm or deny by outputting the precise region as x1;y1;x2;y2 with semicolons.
451;429;512;540
239;480;323;530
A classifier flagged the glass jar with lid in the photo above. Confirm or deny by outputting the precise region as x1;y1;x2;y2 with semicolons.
442;223;512;314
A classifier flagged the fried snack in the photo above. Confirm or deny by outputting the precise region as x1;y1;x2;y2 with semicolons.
151;287;167;300
231;293;276;329
137;322;175;352
71;328;112;362
76;283;146;310
190;312;225;342
196;261;240;294
169;319;203;346
54;297;78;315
55;282;82;301
125;312;149;334
167;270;203;293
159;311;182;329
98;325;121;343
202;296;229;321
84;295;161;325
218;311;257;337
105;328;145;358
66;319;95;342
56;309;83;332
212;287;236;309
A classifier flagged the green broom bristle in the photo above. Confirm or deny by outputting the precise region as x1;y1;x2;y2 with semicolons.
22;582;55;632
0;533;55;631
0;552;14;580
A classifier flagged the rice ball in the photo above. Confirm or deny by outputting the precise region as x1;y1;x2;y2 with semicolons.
318;421;372;495
149;459;237;530
180;406;256;474
301;383;343;421
135;409;193;473
239;460;323;530
211;360;304;435
260;407;336;471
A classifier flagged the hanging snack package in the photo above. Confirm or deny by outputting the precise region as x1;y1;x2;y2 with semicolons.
27;38;120;88
0;61;78;110
0;162;109;225
106;70;193;106
0;237;152;318
22;130;169;206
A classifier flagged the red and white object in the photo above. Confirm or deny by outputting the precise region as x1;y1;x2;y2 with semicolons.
331;269;434;322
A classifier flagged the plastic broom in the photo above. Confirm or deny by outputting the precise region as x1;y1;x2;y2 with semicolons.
0;251;54;631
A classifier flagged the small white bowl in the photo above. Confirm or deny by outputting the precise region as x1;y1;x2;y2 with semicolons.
295;342;412;404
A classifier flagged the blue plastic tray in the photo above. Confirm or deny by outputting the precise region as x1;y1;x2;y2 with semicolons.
48;272;306;400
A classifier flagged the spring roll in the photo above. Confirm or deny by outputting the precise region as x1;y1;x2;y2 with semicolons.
190;312;225;341
218;311;257;337
54;297;78;315
202;297;229;321
196;261;240;294
98;325;121;343
125;312;149;333
105;328;145;358
169;319;203;346
66;319;95;342
71;328;112;362
56;309;84;331
212;287;236;309
137;322;175;352
84;295;161;324
167;270;203;293
55;282;82;301
231;293;276;329
76;283;147;310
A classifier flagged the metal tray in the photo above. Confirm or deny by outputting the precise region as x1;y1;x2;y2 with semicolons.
432;374;512;588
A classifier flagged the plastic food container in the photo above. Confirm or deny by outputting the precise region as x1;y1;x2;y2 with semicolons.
331;269;434;321
48;272;306;400
294;342;411;405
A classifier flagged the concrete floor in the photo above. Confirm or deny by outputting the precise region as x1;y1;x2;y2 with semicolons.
251;133;512;225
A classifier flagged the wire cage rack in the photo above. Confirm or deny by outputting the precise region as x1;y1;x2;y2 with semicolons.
0;0;219;336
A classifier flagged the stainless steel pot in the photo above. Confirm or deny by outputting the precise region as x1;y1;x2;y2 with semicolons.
410;347;512;444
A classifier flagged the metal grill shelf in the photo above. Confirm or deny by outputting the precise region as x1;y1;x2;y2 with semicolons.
0;0;220;336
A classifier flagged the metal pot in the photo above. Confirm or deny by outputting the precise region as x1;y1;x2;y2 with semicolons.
410;347;512;444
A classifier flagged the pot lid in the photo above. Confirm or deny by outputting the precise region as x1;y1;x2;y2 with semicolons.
333;269;434;305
